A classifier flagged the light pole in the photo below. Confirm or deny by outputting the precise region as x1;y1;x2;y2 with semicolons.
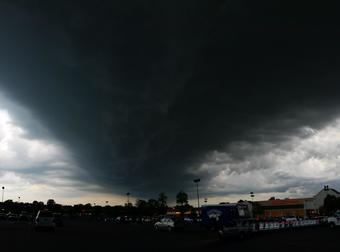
193;179;200;210
250;192;255;202
1;187;4;203
18;197;20;203
126;192;130;205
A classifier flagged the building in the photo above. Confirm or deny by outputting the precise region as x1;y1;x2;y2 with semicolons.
305;185;340;215
256;186;340;218
257;198;306;218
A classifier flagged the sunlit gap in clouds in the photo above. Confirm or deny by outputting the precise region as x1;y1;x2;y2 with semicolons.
0;94;124;206
188;119;340;204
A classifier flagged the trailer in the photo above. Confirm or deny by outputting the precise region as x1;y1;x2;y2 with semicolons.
201;203;258;239
201;203;321;239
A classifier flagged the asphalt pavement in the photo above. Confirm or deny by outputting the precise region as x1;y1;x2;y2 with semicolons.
0;220;338;251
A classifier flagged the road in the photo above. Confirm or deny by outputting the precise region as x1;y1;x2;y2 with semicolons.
0;221;338;251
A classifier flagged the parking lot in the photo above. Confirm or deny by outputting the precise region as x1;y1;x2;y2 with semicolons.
0;220;338;251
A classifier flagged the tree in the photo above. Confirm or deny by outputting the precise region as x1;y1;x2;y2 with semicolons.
47;199;56;206
252;202;264;218
175;191;192;217
136;199;147;208
148;199;159;209
136;199;148;215
323;195;340;215
176;190;188;206
158;193;167;215
47;199;56;211
158;193;167;208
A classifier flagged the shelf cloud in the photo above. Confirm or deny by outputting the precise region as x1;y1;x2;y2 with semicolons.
0;1;340;203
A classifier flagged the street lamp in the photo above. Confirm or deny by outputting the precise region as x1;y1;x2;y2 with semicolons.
193;179;200;210
126;192;130;205
18;197;20;203
250;192;255;202
1;187;4;203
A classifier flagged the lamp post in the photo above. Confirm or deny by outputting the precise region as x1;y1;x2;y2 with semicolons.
193;179;200;210
18;197;20;203
126;192;130;205
1;187;4;203
250;192;254;202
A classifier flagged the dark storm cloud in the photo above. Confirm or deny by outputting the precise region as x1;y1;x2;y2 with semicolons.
0;0;340;197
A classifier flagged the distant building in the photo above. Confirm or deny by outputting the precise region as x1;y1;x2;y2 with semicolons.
257;198;306;218
305;185;340;215
256;186;340;218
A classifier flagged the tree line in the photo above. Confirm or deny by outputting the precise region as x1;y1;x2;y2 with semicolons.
0;190;195;219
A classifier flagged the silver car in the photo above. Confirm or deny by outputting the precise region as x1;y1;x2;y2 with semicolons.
154;218;175;231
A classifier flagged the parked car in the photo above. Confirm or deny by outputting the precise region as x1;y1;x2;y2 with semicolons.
327;210;340;228
143;217;152;223
53;213;63;227
7;213;19;222
184;217;194;223
154;218;175;231
19;213;33;222
34;210;55;231
0;212;7;221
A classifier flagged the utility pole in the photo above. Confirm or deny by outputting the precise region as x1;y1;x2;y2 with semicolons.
250;192;255;202
193;179;201;210
1;187;4;203
126;192;130;205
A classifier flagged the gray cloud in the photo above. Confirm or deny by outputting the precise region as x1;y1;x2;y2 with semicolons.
0;1;340;199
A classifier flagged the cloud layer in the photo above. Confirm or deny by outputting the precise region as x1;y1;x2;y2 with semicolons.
195;120;340;199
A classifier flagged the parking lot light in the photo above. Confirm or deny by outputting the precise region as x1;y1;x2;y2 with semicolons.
193;179;200;211
250;192;255;202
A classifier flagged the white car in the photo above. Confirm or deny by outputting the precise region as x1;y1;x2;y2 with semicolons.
327;210;340;228
34;210;55;231
154;218;175;231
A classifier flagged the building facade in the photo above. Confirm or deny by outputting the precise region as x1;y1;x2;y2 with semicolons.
257;198;306;218
305;185;340;215
256;186;340;218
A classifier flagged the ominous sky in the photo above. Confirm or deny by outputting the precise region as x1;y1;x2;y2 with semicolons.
1;0;340;204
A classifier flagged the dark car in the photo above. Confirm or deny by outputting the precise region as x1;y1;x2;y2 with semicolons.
0;213;7;221
35;210;55;231
53;213;63;227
